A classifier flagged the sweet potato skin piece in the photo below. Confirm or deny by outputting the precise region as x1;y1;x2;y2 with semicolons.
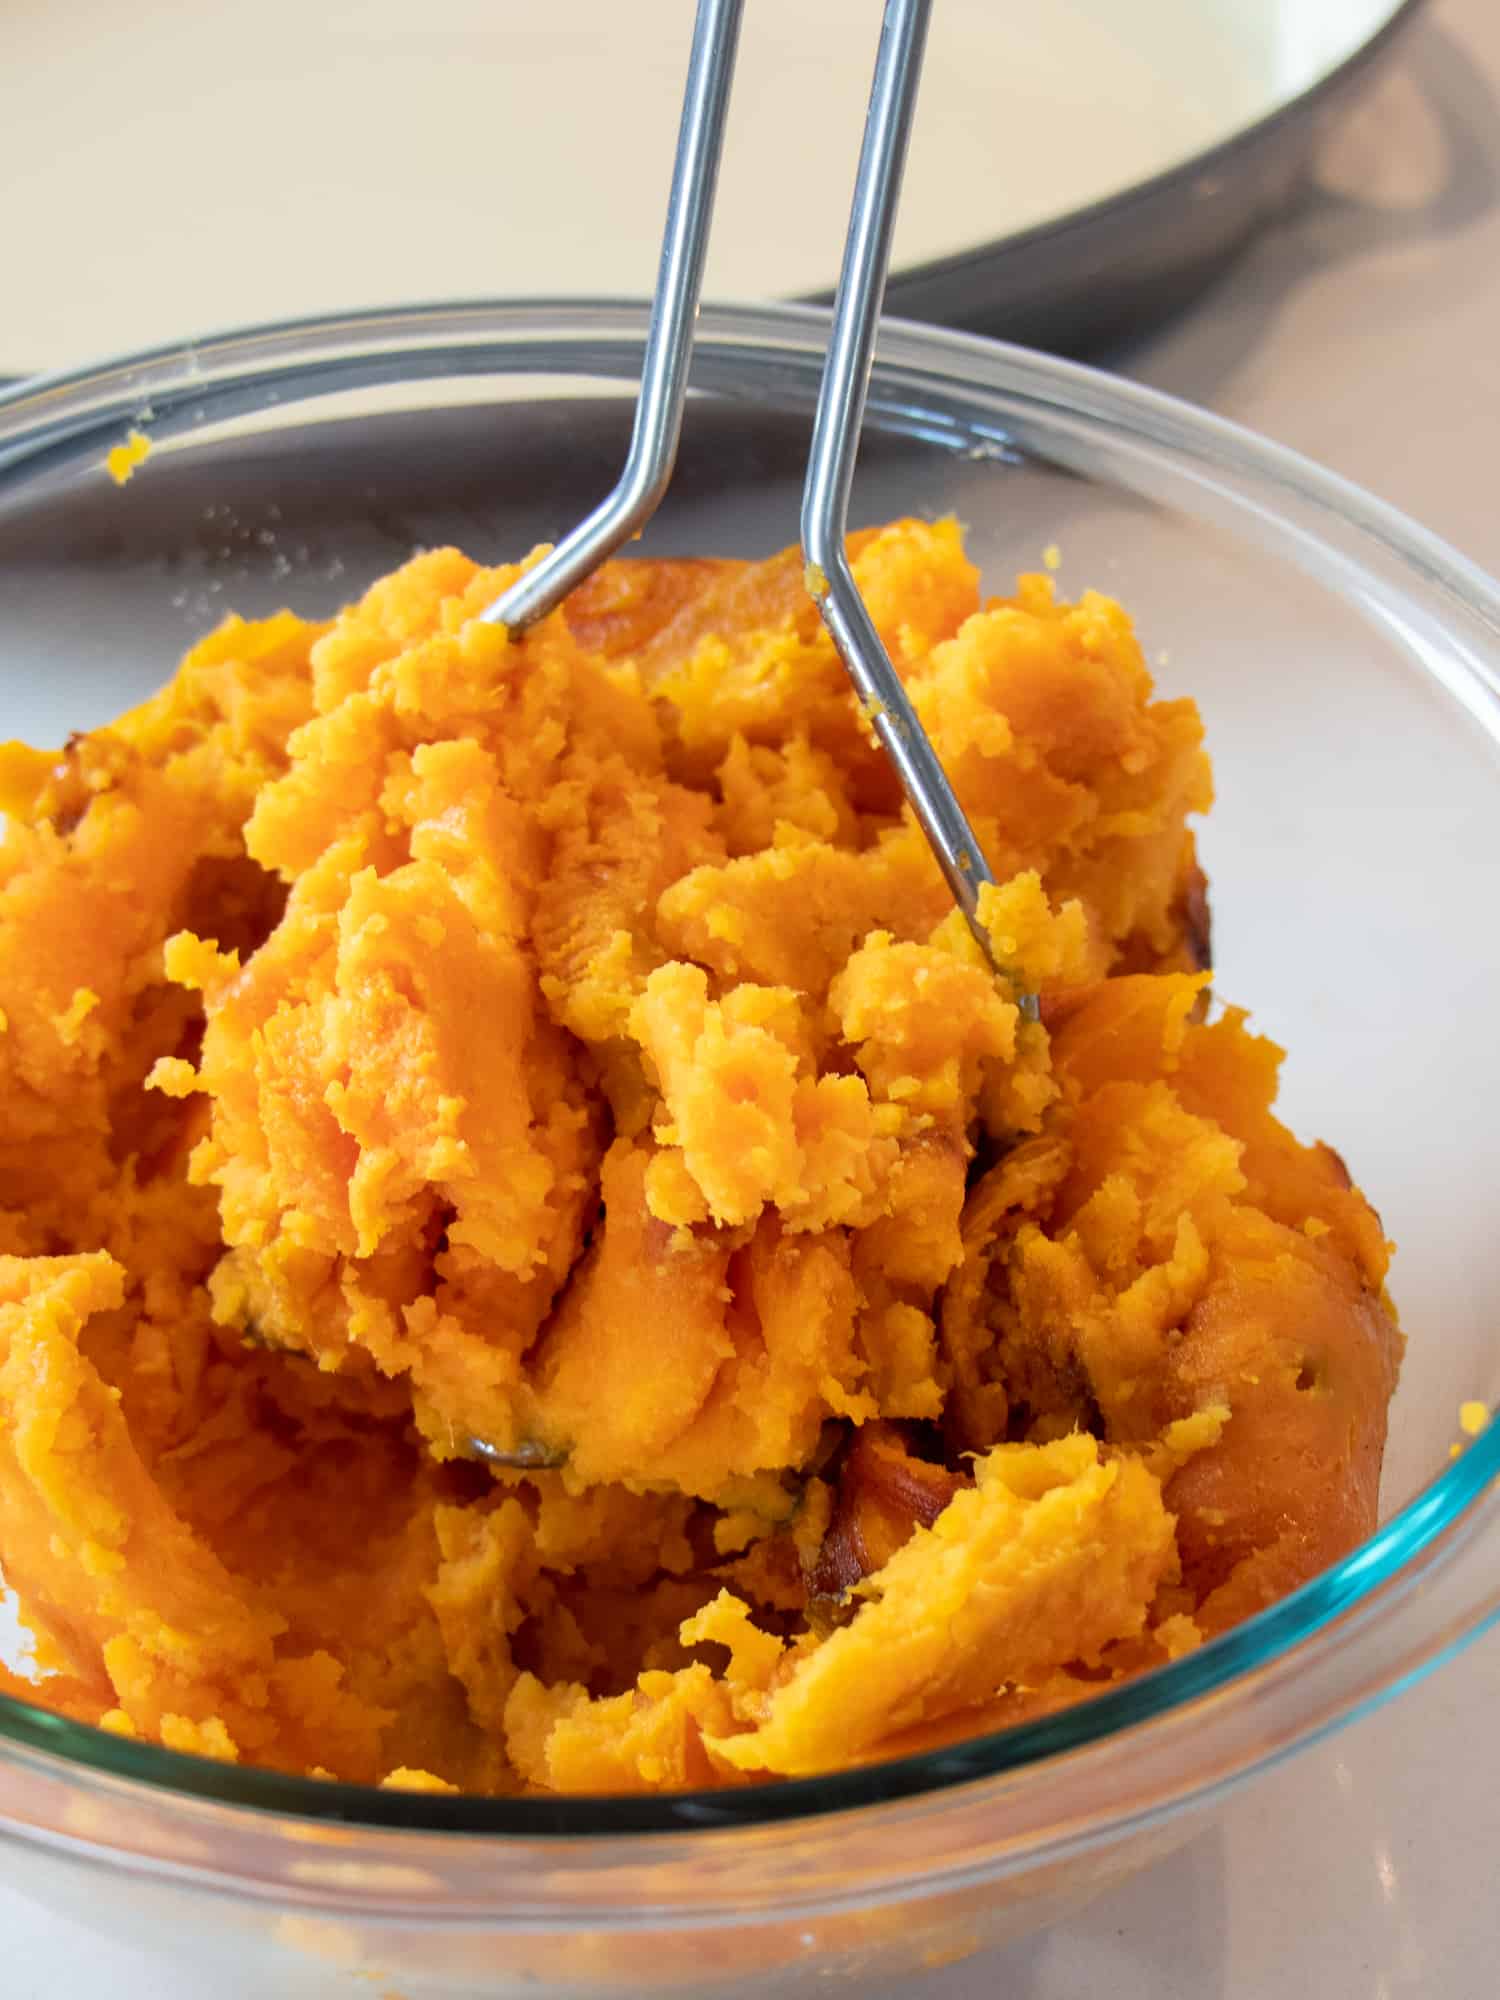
807;1424;969;1604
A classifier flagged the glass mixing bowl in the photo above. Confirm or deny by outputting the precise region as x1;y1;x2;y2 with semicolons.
0;301;1497;1999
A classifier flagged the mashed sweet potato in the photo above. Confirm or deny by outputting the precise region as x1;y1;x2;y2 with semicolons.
0;520;1402;1791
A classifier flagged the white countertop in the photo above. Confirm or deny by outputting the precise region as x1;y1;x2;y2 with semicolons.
4;0;1499;1993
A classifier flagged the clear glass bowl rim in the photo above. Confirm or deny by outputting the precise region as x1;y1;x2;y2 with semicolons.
0;297;1496;1849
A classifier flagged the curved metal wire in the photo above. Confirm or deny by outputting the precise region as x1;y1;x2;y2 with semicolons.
480;0;744;634
799;0;1035;1016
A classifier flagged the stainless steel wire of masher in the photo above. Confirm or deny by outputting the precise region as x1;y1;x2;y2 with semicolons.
482;0;1038;1025
799;0;1038;1025
478;0;743;636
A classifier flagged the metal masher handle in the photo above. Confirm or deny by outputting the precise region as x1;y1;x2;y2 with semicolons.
481;0;1036;1019
801;0;1037;1019
481;0;745;634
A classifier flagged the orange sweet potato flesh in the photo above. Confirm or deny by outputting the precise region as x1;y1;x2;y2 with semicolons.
0;523;1400;1791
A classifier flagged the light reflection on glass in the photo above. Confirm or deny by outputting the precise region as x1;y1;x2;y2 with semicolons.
1375;1842;1399;1902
